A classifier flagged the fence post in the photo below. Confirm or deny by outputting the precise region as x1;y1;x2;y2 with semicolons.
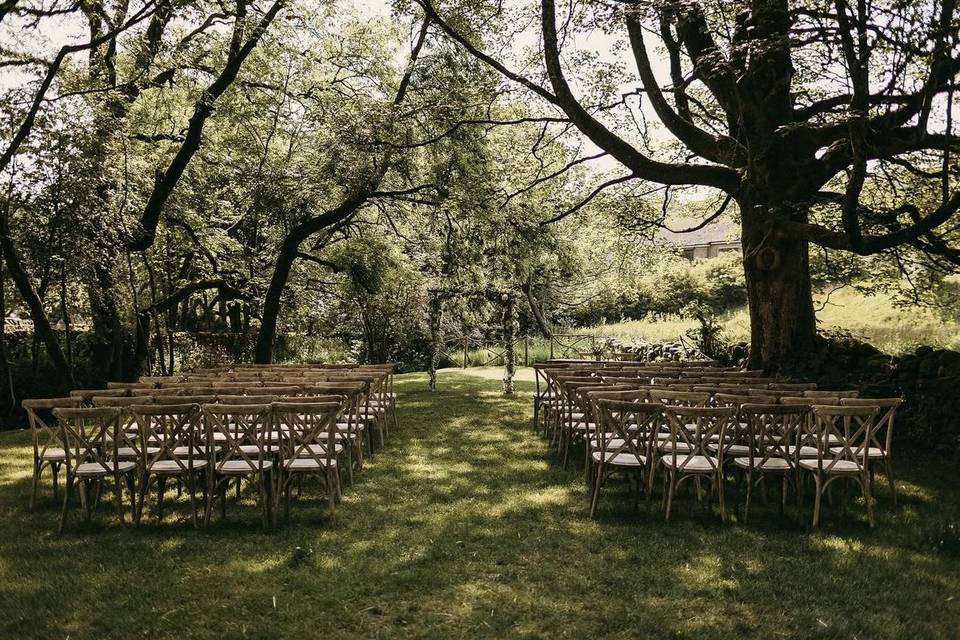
462;337;469;369
523;336;529;366
549;336;554;360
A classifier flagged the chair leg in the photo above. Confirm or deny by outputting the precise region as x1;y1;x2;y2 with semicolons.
79;480;90;523
114;475;126;526
187;474;199;529
126;474;137;524
812;475;823;528
58;474;74;535
863;474;874;528
588;467;603;518
219;480;228;521
664;472;677;522
744;471;753;523
717;473;727;523
156;476;166;521
52;463;60;502
327;470;337;524
259;472;270;531
136;473;149;524
30;462;41;510
885;458;897;506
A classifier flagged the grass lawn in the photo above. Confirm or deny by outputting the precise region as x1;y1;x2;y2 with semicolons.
1;368;958;639
583;288;960;355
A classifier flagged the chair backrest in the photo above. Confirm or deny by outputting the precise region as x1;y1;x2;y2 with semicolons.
69;388;128;404
216;394;278;404
740;403;809;467
804;389;859;399
202;403;273;472
252;385;299;396
663;406;735;470
130;403;203;472
650;390;711;407
768;382;817;391
277;394;343;403
52;406;122;473
809;405;879;472
593;399;664;462
840;397;902;452
152;394;216;405
23;397;84;462
132;387;181;397
779;396;831;406
107;381;154;390
272;401;343;470
92;395;147;408
714;392;775;408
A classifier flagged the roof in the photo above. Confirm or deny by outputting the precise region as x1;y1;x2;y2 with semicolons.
658;219;738;247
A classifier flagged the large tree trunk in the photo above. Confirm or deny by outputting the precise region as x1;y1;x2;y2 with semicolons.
521;276;552;338
740;200;818;371
255;241;297;364
0;222;75;389
88;260;126;383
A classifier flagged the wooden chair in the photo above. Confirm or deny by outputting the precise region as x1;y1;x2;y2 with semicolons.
131;403;208;527
800;405;880;527
588;397;661;518
23;397;83;509
660;406;734;522
132;387;181;397
839;397;903;504
70;388;127;404
274;401;344;523
202;403;275;529
734;404;809;521
805;389;859;399
107;381;154;390
52;407;136;534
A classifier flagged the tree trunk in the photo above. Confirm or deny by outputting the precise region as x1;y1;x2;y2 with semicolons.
740;202;818;371
255;242;297;363
0;222;75;389
88;260;126;383
521;276;552;338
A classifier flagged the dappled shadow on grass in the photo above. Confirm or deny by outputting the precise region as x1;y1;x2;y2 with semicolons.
0;370;957;639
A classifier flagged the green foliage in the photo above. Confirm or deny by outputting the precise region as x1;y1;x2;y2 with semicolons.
568;252;747;327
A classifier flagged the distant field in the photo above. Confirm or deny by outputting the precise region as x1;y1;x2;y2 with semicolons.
582;289;960;356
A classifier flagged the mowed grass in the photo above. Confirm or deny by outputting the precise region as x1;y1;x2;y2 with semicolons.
0;368;957;639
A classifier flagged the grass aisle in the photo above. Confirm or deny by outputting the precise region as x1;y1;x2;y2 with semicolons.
0;368;958;639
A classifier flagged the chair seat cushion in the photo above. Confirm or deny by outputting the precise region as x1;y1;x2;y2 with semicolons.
798;459;862;473
40;447;69;461
238;444;281;455
292;443;343;456
660;455;719;472
283;457;337;471
117;446;160;458
75;461;136;476
148;459;208;474
733;457;792;471
774;445;819;458
591;451;646;466
828;446;885;458
707;443;751;457
217;459;273;475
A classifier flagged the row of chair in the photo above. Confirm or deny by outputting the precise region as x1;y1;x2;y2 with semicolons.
24;363;399;533
534;361;901;527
